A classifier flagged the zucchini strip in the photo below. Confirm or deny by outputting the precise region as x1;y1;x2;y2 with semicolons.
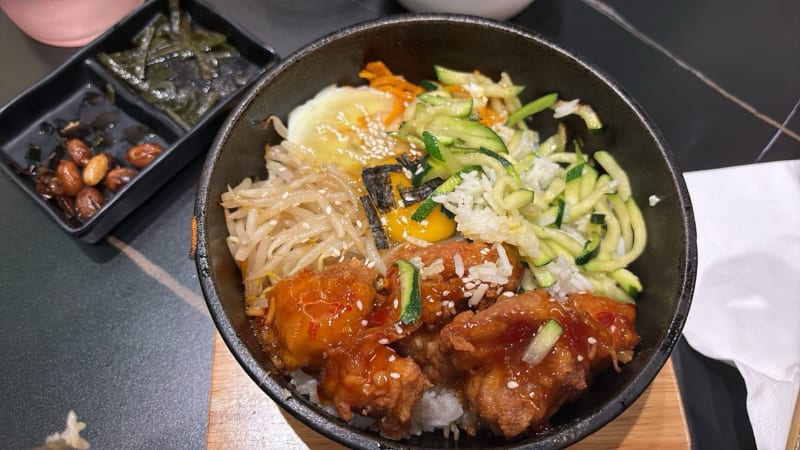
594;151;632;200
608;193;633;251
584;197;646;272
531;225;584;255
595;198;621;258
566;175;610;220
507;92;559;126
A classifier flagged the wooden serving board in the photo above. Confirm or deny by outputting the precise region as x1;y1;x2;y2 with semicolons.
207;332;689;449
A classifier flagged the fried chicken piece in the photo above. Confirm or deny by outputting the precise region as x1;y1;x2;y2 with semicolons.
320;333;432;439
440;290;638;438
393;330;462;387
261;258;378;370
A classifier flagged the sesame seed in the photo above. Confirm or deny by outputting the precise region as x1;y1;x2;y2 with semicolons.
378;338;389;345
507;381;519;389
302;222;311;230
393;298;399;309
390;372;401;379
587;337;597;345
577;355;585;362
356;220;363;228
610;325;617;333
325;206;332;215
395;324;403;334
442;290;451;296
356;300;363;311
361;319;368;327
502;291;515;297
464;282;476;290
388;355;396;362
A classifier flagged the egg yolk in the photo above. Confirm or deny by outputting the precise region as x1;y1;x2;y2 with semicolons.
383;172;456;243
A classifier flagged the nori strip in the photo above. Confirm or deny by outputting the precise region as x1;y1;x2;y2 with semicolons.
395;153;419;173
361;164;402;212
359;195;389;250
398;177;444;206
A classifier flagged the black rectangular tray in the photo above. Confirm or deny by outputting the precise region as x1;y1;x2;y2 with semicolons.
0;0;278;243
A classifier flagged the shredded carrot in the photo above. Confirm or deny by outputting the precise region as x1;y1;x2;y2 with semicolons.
478;105;504;127
444;84;468;96
360;61;423;104
384;100;405;126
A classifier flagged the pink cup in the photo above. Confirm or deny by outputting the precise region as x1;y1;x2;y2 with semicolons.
0;0;144;47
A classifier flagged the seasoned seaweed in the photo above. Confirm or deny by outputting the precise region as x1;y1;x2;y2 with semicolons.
97;0;257;129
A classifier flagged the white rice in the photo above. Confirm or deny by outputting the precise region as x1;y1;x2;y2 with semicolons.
409;387;465;437
552;98;580;118
521;157;561;193
545;254;594;300
436;171;541;259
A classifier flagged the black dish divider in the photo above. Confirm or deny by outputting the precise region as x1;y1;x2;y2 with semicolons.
0;0;279;242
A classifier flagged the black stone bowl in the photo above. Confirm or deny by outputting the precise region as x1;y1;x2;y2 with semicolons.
195;14;697;449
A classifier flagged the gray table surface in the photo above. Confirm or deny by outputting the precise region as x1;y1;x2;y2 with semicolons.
1;0;797;448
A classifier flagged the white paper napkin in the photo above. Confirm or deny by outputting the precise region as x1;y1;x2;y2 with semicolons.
681;159;800;450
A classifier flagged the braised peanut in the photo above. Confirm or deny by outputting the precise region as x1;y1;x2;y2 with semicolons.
75;186;104;220
65;138;92;167
105;167;138;192
55;159;84;196
83;153;113;186
125;142;163;168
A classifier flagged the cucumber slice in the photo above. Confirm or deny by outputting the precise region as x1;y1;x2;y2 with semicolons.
522;319;563;365
418;90;452;102
393;259;422;325
434;65;474;85
418;94;472;117
507;92;559;126
422;131;444;161
434;65;524;99
425;115;508;154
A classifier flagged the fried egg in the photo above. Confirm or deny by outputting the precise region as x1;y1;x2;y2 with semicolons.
287;85;408;175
